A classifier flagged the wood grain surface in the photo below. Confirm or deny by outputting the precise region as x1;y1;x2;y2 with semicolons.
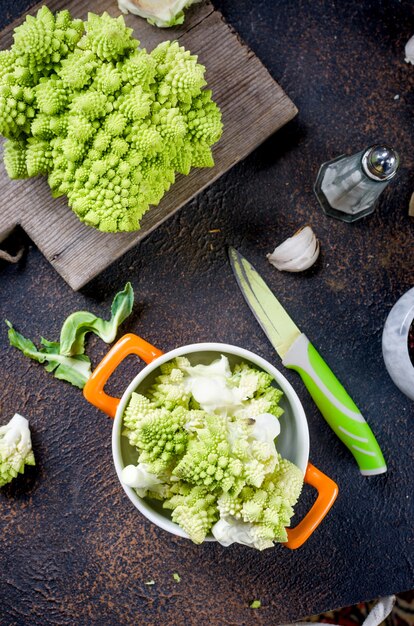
0;0;297;291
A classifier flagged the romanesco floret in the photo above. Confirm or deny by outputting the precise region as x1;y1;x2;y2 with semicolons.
126;405;188;474
0;8;222;232
215;456;303;549
163;483;218;544
0;414;35;487
3;139;28;178
78;13;137;61
173;413;277;494
12;6;83;75
148;365;192;410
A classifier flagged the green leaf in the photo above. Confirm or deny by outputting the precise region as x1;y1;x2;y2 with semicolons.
6;320;47;364
59;282;134;356
6;322;91;389
40;338;92;389
6;283;134;390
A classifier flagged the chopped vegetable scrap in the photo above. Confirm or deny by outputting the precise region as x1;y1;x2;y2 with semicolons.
0;7;223;232
6;283;133;389
0;414;35;487
121;355;304;550
172;573;181;582
250;600;261;609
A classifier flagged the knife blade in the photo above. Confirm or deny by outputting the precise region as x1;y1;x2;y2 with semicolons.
228;247;387;476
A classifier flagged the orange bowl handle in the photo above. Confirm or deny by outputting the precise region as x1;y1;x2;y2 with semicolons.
83;333;164;419
285;463;338;549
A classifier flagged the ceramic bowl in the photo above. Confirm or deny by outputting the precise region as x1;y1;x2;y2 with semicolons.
382;286;414;401
84;333;338;549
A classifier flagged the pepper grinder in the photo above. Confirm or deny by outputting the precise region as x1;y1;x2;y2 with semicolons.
314;144;400;222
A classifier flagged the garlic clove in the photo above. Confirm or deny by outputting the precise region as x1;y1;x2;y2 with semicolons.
267;225;320;272
405;35;414;64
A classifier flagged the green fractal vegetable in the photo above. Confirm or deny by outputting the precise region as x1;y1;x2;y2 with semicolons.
0;7;223;232
121;355;304;549
0;414;35;487
6;282;133;389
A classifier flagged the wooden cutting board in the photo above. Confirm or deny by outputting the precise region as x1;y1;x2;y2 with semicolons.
0;0;297;290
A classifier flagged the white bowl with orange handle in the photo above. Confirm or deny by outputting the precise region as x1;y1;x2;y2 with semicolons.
83;333;338;549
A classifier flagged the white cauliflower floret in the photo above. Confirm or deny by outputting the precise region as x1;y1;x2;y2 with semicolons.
0;414;35;487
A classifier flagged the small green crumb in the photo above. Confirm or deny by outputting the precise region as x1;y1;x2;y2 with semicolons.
250;600;261;609
172;573;181;583
145;580;155;586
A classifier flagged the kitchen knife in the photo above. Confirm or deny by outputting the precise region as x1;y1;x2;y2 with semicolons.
228;247;387;476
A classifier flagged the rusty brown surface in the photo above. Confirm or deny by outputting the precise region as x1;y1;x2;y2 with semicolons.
0;1;414;625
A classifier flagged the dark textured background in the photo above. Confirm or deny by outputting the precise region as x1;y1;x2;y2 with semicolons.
0;1;413;625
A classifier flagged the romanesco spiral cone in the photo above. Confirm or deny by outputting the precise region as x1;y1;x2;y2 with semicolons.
78;13;137;61
35;77;68;115
148;364;192;410
163;484;218;544
0;414;35;487
26;137;53;176
3;139;29;179
173;413;278;493
0;50;17;81
123;392;154;429
94;63;123;94
126;406;189;474
233;386;284;421
0;83;36;139
117;86;153;120
31;113;54;139
58;50;98;89
0;8;223;232
119;50;157;89
12;6;83;74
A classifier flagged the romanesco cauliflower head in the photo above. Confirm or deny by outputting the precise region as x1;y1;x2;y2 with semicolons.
0;7;223;233
0;413;35;487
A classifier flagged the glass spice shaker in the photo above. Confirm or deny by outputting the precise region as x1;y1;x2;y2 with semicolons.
314;144;400;222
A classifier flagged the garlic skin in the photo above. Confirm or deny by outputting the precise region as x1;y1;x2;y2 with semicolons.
405;35;414;64
267;226;320;272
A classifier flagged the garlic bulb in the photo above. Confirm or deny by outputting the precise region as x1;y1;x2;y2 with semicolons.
267;226;320;272
405;35;414;64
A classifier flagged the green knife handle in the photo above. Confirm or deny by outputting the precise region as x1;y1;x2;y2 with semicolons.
282;334;387;475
